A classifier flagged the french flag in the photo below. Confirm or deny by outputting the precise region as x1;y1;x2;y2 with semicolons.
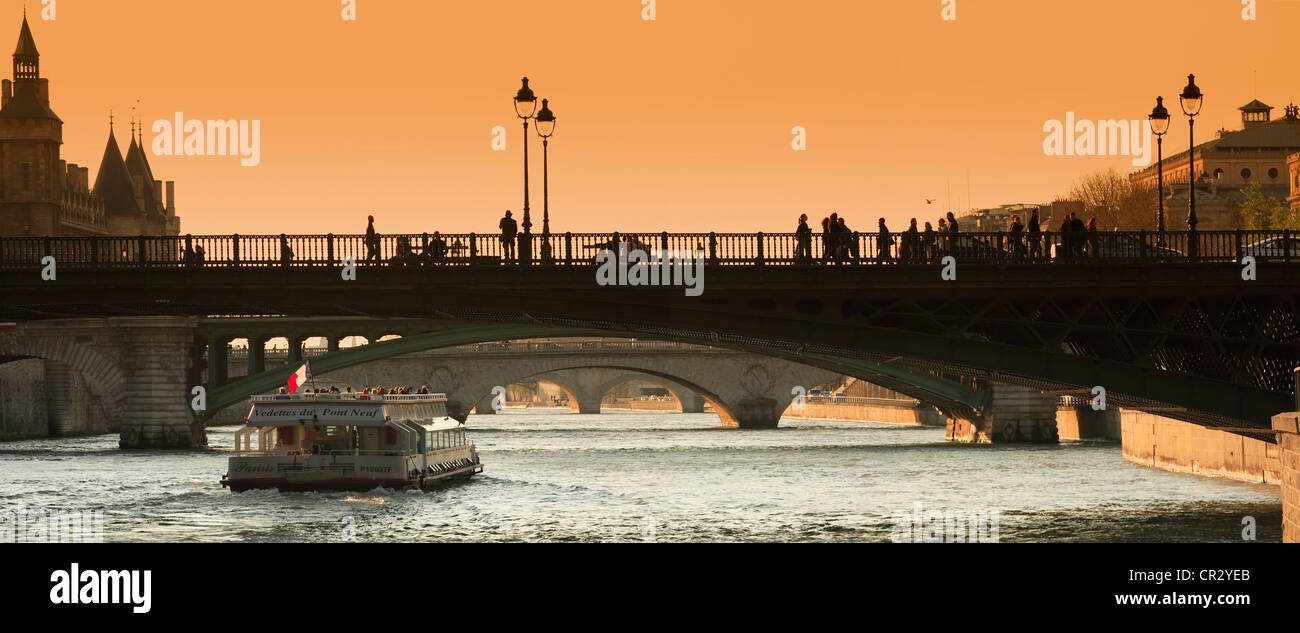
286;362;311;394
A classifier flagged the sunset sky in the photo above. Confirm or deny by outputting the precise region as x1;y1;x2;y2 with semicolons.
17;0;1296;234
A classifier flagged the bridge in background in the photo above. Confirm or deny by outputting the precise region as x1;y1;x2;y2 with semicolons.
207;334;962;428
1;230;1297;447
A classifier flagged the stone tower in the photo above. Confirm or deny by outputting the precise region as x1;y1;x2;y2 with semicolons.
0;13;177;237
0;14;63;235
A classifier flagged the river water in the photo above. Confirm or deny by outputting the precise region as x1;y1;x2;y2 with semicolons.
0;410;1282;542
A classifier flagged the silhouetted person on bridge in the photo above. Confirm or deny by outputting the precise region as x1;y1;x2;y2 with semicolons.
365;215;380;263
429;231;449;262
1028;208;1042;260
840;217;860;262
820;216;834;263
877;218;894;263
1071;214;1086;258
923;222;935;263
902;218;919;263
794;213;812;262
499;210;518;262
1009;214;1025;260
1058;212;1075;260
280;236;294;268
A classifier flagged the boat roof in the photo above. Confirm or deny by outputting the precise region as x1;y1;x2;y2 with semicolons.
250;393;447;403
245;393;451;426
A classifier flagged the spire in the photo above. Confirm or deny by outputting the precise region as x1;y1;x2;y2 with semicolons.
94;127;142;217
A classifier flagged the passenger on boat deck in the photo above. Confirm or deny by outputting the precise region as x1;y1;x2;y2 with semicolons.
419;385;430;394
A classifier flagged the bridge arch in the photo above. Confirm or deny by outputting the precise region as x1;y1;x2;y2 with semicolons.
454;366;740;424
202;323;989;427
0;331;125;424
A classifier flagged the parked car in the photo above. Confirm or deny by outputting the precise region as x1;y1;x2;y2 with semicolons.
1078;233;1183;260
1240;236;1300;261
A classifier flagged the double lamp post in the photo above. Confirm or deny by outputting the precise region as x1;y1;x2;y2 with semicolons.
1147;74;1203;252
513;77;558;265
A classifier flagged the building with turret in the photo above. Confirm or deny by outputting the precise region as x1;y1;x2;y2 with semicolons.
0;14;179;237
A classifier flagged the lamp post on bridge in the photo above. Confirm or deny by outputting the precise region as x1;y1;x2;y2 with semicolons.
514;77;538;266
1148;96;1170;246
535;99;556;263
1179;74;1204;258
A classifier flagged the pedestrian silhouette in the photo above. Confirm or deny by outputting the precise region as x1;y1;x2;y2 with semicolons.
794;213;812;263
364;215;380;263
1028;207;1042;261
499;210;518;262
877;218;894;263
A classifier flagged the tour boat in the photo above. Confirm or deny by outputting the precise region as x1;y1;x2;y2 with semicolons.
220;392;481;492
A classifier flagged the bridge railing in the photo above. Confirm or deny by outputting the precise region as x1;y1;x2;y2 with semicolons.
0;230;1293;269
222;339;719;364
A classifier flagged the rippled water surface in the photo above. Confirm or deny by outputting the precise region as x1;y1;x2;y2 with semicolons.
0;410;1282;542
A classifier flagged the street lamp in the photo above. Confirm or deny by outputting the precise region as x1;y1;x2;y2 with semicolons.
1179;74;1203;235
1148;96;1170;244
535;98;556;262
514;77;538;264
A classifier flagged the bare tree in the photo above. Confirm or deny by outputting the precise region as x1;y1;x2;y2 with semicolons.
1061;169;1158;230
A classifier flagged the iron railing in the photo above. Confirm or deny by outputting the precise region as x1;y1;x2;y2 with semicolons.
0;230;1295;270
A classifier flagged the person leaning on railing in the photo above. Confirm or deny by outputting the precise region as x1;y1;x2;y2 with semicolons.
1008;214;1025;261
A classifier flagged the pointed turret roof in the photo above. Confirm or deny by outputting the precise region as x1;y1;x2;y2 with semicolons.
124;133;161;216
14;15;37;57
0;14;57;122
94;128;142;217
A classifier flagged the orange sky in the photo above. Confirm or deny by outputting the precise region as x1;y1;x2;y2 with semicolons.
17;0;1297;234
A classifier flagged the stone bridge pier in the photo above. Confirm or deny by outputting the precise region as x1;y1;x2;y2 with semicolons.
2;317;204;449
946;382;1059;443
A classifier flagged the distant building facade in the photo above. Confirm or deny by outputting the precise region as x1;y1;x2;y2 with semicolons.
959;203;1042;230
1129;99;1300;229
0;15;179;237
958;201;1087;231
1289;152;1300;214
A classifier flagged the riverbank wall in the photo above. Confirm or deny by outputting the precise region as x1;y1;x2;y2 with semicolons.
1120;410;1281;485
